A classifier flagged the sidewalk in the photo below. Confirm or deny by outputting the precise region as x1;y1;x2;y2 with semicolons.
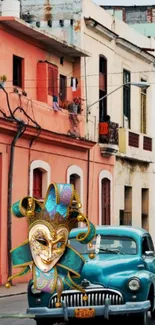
0;283;27;298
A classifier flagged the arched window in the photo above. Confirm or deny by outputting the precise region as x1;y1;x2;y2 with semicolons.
29;160;51;200
67;165;83;208
70;173;81;194
33;168;42;199
101;178;111;225
99;170;112;225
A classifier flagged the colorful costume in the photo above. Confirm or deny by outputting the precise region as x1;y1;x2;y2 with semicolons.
7;183;96;307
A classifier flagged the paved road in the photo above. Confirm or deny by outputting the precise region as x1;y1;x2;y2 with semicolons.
0;295;34;325
0;294;155;325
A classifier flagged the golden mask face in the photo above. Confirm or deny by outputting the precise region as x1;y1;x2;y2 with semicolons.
29;223;69;272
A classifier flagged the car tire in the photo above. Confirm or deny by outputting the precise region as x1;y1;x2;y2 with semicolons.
151;309;155;319
133;311;149;325
35;319;53;325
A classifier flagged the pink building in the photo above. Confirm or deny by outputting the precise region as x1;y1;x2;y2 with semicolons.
0;17;114;285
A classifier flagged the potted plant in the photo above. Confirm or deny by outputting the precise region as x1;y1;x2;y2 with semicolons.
0;75;7;88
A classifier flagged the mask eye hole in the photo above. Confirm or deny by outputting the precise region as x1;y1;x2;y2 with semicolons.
36;238;48;246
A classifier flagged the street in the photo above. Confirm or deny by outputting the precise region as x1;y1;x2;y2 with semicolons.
0;295;34;325
0;294;155;325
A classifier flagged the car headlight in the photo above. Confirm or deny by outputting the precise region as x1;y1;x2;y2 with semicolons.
128;278;141;291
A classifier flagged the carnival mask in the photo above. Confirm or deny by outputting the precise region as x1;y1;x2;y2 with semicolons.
29;221;69;272
8;183;96;307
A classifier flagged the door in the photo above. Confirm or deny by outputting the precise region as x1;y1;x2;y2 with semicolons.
101;178;111;225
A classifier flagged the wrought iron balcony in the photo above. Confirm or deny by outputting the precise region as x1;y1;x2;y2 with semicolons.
99;121;119;156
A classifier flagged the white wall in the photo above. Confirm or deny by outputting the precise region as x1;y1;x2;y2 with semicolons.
114;159;155;240
81;0;155;141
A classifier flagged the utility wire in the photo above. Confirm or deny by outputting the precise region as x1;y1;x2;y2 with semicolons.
3;83;155;89
3;69;154;83
3;91;96;121
0;84;41;135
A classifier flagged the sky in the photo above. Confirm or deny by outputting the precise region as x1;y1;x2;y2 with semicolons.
93;0;155;5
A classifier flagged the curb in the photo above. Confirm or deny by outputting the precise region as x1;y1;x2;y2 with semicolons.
0;291;27;298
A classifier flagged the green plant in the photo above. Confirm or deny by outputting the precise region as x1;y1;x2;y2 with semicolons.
0;75;7;82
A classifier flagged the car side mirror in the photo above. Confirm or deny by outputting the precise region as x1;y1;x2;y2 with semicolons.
145;251;155;257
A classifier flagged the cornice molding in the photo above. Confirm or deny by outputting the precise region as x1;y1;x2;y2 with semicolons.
116;37;155;63
0;118;96;151
85;17;118;41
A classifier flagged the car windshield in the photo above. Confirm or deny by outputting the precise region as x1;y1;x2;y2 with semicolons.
69;235;137;255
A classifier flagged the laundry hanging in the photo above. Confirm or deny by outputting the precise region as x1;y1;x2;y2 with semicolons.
52;96;62;111
71;77;78;91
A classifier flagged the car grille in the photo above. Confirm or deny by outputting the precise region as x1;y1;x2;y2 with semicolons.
50;288;123;308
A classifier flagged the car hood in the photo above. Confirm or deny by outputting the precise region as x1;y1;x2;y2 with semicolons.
81;254;142;287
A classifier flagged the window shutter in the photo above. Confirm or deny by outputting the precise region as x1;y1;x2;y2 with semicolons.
48;66;54;96
53;66;58;96
33;169;42;199
141;93;146;134
99;73;106;91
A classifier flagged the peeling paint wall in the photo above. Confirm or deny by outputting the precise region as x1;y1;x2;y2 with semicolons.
114;157;155;241
105;5;155;37
20;0;82;47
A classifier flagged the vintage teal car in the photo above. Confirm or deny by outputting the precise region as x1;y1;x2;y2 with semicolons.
27;226;155;325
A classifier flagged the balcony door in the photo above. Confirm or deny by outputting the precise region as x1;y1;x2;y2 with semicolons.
123;69;131;129
99;56;107;122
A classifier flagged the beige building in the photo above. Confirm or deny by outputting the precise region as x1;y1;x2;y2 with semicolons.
81;0;155;238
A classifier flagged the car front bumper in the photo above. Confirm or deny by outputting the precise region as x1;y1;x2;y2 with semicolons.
27;300;151;320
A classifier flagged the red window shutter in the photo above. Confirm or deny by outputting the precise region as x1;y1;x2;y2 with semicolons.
33;169;42;199
99;73;106;91
53;66;58;96
48;66;54;96
48;64;58;96
101;178;111;225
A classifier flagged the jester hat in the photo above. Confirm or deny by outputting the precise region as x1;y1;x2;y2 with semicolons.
11;183;95;242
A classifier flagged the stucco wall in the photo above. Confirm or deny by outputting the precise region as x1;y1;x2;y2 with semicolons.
80;0;155;239
114;159;155;242
0;129;114;284
81;16;155;141
0;26;86;137
20;0;82;47
0;20;115;284
83;0;155;49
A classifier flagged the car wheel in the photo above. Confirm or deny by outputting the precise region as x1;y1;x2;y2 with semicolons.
151;309;155;319
133;311;149;325
35;319;53;325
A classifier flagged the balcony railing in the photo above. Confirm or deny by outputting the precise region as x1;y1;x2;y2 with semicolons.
99;121;119;144
143;136;152;151
119;128;153;162
128;132;139;148
99;121;119;156
0;90;86;138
